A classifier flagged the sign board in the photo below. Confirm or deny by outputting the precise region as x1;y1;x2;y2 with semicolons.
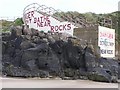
98;26;115;58
23;10;75;36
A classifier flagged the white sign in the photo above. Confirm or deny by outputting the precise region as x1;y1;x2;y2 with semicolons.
98;26;115;58
23;10;75;36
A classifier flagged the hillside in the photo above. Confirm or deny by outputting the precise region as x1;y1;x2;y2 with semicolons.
54;11;119;38
1;11;120;41
54;11;118;28
1;12;119;30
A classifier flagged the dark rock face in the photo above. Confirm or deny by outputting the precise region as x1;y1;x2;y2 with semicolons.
84;52;98;71
2;26;119;83
118;61;120;79
88;67;112;82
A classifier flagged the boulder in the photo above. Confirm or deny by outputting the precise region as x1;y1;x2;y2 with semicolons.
2;33;11;41
23;28;32;35
2;65;49;78
84;52;98;71
64;44;84;69
64;68;80;80
24;35;31;40
50;40;85;69
98;58;118;82
14;36;23;49
10;26;23;39
36;47;61;76
118;61;120;79
24;60;38;71
21;49;39;68
2;41;7;54
31;28;39;36
88;67;112;82
20;41;34;50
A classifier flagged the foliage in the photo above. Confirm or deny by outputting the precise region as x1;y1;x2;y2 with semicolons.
1;20;13;33
14;18;24;26
1;18;24;32
84;12;98;23
2;20;13;27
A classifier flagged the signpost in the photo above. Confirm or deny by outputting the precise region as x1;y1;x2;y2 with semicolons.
98;26;115;58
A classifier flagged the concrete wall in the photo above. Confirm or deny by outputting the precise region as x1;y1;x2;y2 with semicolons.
73;26;120;59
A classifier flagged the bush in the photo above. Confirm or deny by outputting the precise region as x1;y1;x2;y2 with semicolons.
14;18;24;26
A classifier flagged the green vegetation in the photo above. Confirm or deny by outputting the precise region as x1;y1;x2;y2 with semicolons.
14;18;24;26
1;18;23;32
1;20;13;32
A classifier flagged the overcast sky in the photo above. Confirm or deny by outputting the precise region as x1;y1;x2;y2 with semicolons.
0;0;119;19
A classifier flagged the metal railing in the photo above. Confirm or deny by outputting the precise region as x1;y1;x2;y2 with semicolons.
23;3;79;27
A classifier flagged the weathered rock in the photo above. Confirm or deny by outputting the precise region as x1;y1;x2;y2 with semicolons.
98;58;118;82
31;28;39;36
84;52;98;71
36;47;61;76
24;35;31;40
2;41;7;54
14;36;23;49
10;26;23;39
20;41;34;50
64;68;80;79
32;36;46;44
38;32;46;38
6;46;15;57
2;65;49;78
24;60;38;71
21;49;38;68
118;61;120;79
88;67;112;82
50;40;85;69
2;33;11;41
23;27;32;35
65;40;85;69
2;28;119;83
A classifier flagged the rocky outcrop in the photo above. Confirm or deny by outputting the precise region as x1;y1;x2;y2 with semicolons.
2;26;119;83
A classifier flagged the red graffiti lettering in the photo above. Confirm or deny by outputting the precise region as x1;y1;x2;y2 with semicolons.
51;26;54;32
34;16;51;28
31;11;34;17
100;32;113;39
24;11;35;24
55;26;59;31
63;24;67;30
50;24;71;32
34;17;37;23
59;25;63;31
67;24;71;30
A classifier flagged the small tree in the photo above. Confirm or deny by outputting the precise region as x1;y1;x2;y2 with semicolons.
14;18;24;26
